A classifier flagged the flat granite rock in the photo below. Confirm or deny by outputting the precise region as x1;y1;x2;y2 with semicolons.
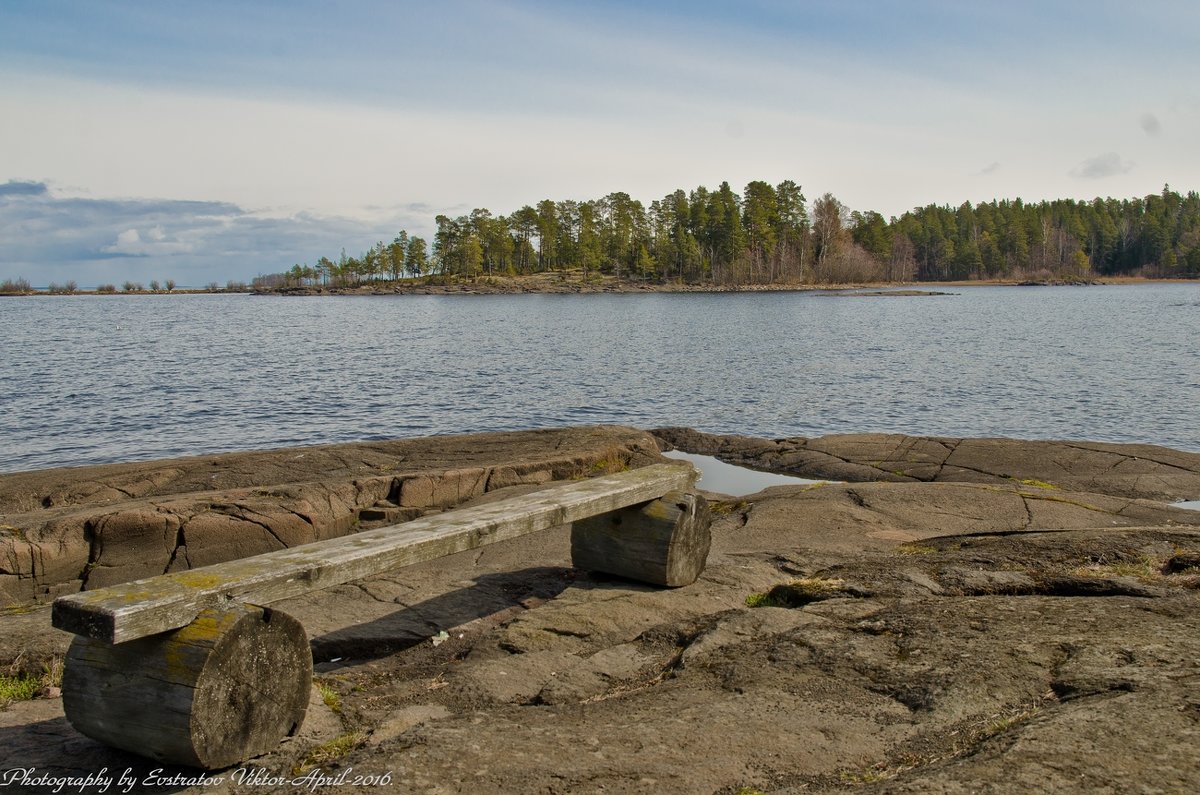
0;425;663;607
3;427;1200;794
654;427;1200;502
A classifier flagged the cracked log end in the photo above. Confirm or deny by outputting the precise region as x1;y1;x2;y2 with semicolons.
62;603;312;770
571;491;712;587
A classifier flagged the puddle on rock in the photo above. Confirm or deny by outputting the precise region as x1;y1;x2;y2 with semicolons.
662;450;826;496
664;450;1200;506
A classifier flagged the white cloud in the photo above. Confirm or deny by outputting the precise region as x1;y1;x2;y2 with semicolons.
103;226;194;256
0;181;424;287
1070;152;1136;180
0;69;1036;224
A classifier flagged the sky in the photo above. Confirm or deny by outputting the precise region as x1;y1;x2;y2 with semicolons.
2;0;1198;287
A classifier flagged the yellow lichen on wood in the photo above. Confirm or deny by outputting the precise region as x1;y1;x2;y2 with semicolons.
168;571;224;589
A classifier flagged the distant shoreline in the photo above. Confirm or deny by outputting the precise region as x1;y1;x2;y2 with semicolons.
252;273;1198;297
0;287;248;297
2;274;1195;298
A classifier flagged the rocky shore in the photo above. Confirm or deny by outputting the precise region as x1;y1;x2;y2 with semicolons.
3;426;1200;793
261;274;869;296
254;270;1111;297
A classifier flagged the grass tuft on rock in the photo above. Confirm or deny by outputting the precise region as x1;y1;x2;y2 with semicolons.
1071;552;1184;583
0;659;63;710
588;455;630;475
746;577;848;608
292;731;367;775
315;679;342;713
0;674;42;708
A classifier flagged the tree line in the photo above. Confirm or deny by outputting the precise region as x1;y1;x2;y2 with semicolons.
0;278;248;295
257;182;1200;288
871;186;1200;281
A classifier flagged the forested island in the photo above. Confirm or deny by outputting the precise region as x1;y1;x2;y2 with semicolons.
255;183;1200;291
5;183;1197;296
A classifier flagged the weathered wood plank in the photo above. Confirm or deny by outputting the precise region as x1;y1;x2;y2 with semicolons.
53;463;695;643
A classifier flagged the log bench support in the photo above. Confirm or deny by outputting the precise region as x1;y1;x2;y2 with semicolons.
572;490;711;586
63;604;312;770
51;463;709;769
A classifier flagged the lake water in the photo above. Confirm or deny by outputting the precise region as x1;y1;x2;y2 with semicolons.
1;284;1197;475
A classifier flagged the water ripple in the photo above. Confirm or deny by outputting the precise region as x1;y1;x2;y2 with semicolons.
1;286;1198;472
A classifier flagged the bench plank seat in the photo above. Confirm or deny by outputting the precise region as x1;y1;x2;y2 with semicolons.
53;463;695;644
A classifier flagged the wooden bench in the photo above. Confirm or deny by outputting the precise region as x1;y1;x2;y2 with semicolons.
51;463;710;770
